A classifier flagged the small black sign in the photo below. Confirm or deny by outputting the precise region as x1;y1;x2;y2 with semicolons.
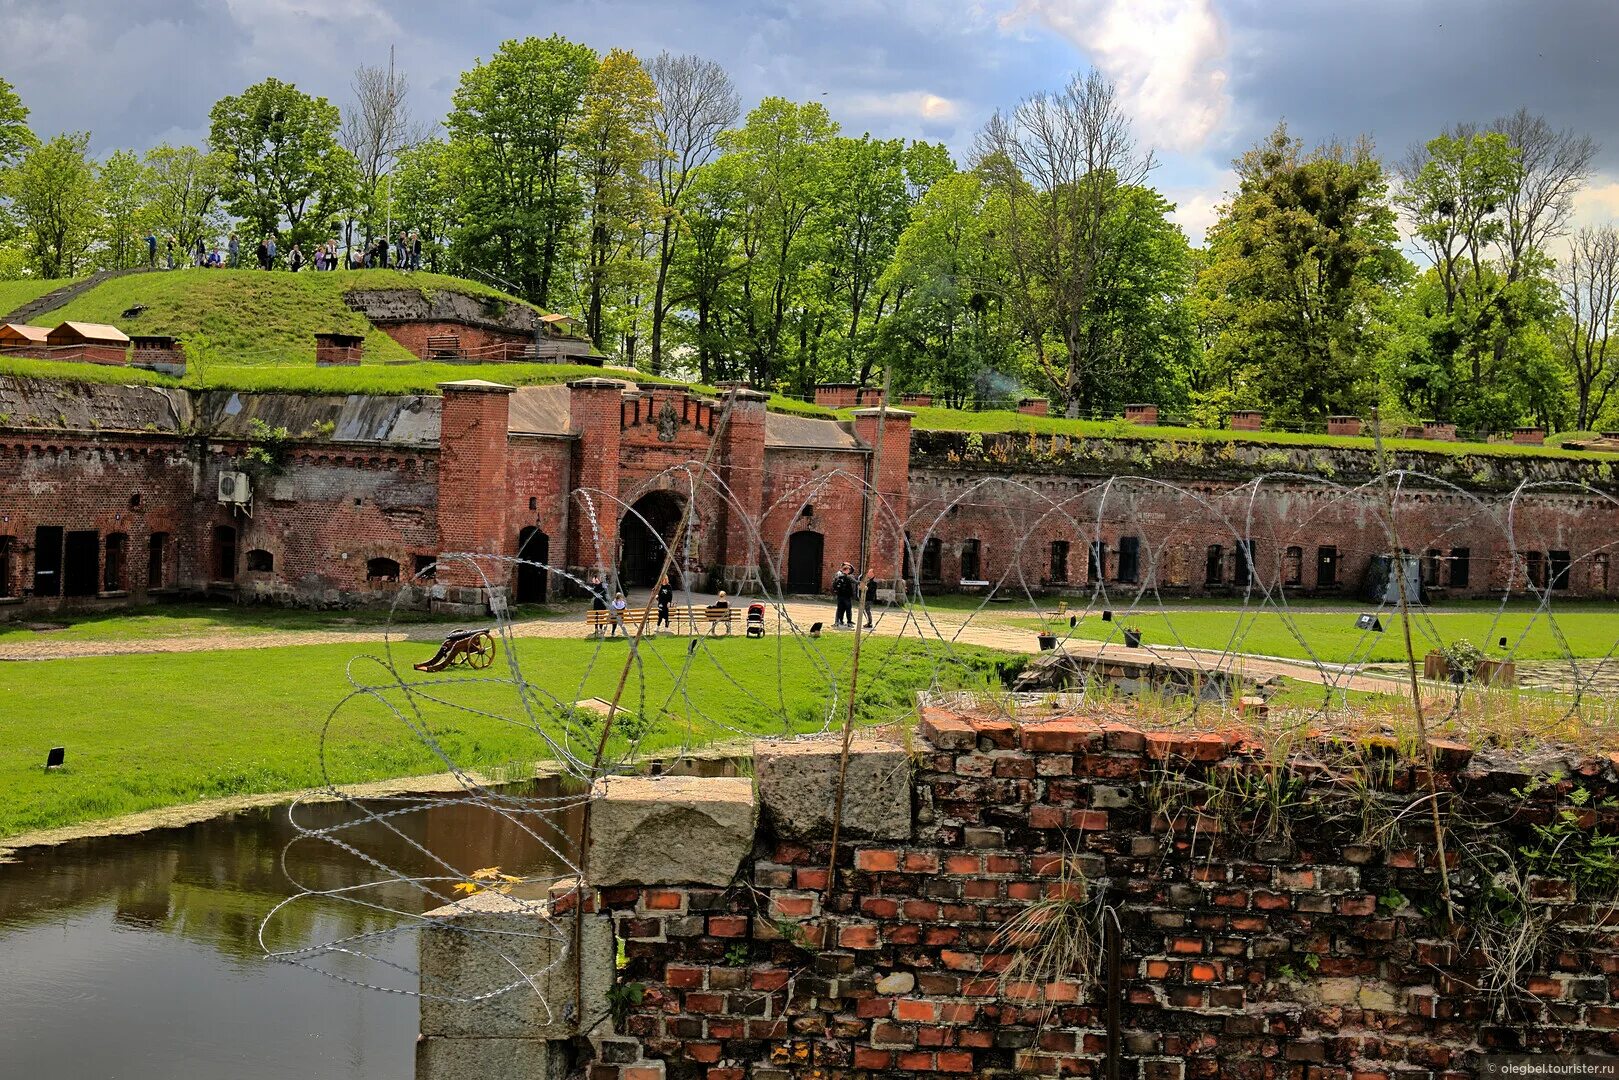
1101;610;1113;622
45;746;65;769
1356;614;1384;632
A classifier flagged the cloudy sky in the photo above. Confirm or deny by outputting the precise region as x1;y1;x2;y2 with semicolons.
5;0;1619;241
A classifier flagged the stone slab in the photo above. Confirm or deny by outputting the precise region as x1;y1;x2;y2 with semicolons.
416;1036;564;1080
587;775;756;887
418;890;613;1040
754;736;912;841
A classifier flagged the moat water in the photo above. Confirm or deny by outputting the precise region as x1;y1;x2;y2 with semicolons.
0;762;732;1079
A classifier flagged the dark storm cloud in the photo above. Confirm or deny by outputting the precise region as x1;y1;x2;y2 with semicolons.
0;0;1038;159
1222;0;1619;168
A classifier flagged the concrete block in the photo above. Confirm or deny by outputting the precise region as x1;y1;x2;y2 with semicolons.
416;1036;565;1080
755;736;912;841
587;775;756;886
418;890;614;1040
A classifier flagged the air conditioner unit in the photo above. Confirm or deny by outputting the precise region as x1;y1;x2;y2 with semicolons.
218;471;252;504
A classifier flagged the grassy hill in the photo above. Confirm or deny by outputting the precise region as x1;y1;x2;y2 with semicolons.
0;268;833;415
30;268;525;365
0;277;76;317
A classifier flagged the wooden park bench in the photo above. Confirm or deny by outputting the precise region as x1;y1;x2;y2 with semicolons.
426;333;461;358
583;604;738;636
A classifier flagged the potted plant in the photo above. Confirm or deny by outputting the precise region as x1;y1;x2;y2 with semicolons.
1037;629;1058;651
1121;624;1143;649
1438;639;1483;684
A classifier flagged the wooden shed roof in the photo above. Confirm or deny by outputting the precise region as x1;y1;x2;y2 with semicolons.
0;322;49;345
47;321;130;346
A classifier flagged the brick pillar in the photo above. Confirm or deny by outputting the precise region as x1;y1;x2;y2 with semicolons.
567;377;627;584
435;380;514;603
851;407;913;585
716;387;769;591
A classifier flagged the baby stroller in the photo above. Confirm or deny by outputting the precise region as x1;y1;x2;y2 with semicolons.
745;602;767;638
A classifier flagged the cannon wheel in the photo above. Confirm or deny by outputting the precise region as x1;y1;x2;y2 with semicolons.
464;632;496;669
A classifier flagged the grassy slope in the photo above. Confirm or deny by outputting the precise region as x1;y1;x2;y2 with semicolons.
0;277;76;316
1007;606;1619;663
0;268;834;416
903;405;1619;463
0;633;1000;837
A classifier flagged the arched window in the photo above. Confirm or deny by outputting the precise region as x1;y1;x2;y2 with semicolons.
246;549;275;572
366;557;401;582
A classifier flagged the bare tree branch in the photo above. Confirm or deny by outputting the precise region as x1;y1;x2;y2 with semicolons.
1558;225;1619;431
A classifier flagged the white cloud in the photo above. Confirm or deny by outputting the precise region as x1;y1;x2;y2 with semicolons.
1573;177;1619;228
1162;167;1234;245
1004;0;1229;153
842;90;962;124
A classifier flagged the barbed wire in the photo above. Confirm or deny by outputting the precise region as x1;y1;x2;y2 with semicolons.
260;458;1619;1009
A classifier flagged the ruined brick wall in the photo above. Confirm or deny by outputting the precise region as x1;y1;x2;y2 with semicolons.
589;715;1619;1080
234;446;438;603
378;319;533;360
909;458;1619;599
0;434;197;606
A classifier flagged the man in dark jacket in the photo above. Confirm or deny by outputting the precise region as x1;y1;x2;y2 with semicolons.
588;572;609;636
862;571;879;629
832;562;856;628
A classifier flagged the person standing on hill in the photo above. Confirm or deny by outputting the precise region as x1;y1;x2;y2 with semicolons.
265;235;277;269
410;230;422;271
165;236;176;269
288;244;304;272
227;232;240;269
144;233;157;268
254;237;268;270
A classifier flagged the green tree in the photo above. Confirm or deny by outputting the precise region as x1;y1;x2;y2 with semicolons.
646;52;739;373
8;132;100;277
0;76;34;172
877;171;1015;405
95;149;148;269
1396;116;1592;431
975;71;1157;417
392;138;457;274
1197;123;1405;423
143;144;228;261
447;34;598;306
716;97;838;389
574;48;660;351
208;78;355;248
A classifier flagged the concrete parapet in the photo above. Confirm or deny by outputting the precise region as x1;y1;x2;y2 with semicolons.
417;890;614;1041
754;735;912;840
587;775;756;886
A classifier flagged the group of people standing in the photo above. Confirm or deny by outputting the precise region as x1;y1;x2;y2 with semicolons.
582;563;880;637
356;230;422;270
140;229;423;273
831;562;879;630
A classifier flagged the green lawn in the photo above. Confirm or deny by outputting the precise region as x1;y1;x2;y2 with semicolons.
0;276;75;316
0;600;566;644
0;633;1001;838
1008;605;1619;663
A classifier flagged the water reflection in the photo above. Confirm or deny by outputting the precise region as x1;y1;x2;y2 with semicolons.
0;758;735;1079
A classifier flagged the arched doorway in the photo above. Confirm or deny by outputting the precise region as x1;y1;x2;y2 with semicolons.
620;491;684;588
515;526;549;603
786;530;824;594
